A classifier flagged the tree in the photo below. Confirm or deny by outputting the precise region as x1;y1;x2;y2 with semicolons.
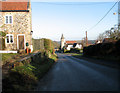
97;33;106;41
97;25;120;41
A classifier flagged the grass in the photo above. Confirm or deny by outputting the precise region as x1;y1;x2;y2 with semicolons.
1;53;34;65
1;53;19;65
2;52;58;92
72;53;83;56
2;53;18;62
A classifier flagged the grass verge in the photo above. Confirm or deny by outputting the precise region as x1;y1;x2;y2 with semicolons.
2;52;58;92
2;53;18;64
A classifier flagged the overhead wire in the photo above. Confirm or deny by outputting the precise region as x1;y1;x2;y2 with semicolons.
39;1;119;32
39;2;110;6
87;1;119;31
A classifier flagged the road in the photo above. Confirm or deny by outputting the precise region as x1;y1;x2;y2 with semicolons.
35;53;120;91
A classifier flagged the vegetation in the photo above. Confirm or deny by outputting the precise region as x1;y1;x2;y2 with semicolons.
53;41;60;49
3;51;57;92
32;38;56;53
0;31;6;37
83;40;120;61
2;53;18;62
2;38;58;92
97;25;120;41
85;25;120;61
43;38;54;54
0;31;6;50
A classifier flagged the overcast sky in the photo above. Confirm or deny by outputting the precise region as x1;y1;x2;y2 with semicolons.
31;1;118;41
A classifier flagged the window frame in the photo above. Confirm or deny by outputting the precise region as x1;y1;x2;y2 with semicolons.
6;34;14;44
5;15;13;24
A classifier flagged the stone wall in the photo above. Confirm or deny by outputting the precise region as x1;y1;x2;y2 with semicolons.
10;52;41;69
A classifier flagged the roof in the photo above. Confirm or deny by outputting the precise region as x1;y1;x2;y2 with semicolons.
102;38;117;43
66;41;77;44
0;0;29;12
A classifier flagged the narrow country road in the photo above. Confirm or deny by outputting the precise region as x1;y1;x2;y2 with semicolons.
35;53;119;91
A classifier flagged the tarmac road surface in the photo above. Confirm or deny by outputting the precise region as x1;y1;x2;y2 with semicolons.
35;53;120;91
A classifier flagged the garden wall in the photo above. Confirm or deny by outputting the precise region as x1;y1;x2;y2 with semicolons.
10;52;47;69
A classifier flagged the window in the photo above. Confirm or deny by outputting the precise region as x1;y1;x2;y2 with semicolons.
6;34;14;44
5;15;13;24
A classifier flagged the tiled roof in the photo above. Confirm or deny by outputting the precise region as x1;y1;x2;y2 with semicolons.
0;0;29;11
103;38;117;43
66;41;77;44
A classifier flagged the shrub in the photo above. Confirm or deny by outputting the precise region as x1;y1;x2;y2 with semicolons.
83;42;117;56
115;40;120;55
43;38;54;54
0;31;6;50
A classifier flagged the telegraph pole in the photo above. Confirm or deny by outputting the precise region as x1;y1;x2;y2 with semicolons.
86;31;88;46
118;1;120;31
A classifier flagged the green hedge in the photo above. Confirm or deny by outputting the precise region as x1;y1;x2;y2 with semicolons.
43;38;54;54
32;38;55;54
83;40;120;56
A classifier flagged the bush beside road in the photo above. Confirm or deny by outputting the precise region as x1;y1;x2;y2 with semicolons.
2;51;57;92
2;38;58;92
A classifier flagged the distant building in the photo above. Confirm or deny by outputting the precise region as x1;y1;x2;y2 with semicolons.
95;40;102;44
102;38;117;43
60;34;83;50
60;34;65;49
73;43;83;49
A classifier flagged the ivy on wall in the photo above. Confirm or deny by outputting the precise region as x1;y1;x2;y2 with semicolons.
0;31;6;50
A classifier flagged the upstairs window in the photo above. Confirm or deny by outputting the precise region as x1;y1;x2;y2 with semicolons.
5;15;13;24
6;34;14;44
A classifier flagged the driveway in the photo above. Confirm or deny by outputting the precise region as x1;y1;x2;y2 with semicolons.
35;53;120;91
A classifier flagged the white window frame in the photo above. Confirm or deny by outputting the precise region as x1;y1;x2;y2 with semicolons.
6;34;14;44
5;15;13;24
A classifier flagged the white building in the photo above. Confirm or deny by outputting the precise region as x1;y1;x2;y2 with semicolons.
60;34;65;49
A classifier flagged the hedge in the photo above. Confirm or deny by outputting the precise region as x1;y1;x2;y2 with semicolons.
83;40;120;56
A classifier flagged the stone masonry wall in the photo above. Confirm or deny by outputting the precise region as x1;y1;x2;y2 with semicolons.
0;2;32;51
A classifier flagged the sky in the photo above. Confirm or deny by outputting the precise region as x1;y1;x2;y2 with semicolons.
31;1;118;41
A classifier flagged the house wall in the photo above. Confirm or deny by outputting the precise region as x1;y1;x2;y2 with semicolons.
75;44;82;49
0;10;32;50
66;45;73;50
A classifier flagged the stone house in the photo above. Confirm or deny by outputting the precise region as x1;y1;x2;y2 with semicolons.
65;41;76;50
0;0;32;52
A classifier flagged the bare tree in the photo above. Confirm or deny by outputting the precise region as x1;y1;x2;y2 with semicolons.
97;33;106;41
97;25;120;41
